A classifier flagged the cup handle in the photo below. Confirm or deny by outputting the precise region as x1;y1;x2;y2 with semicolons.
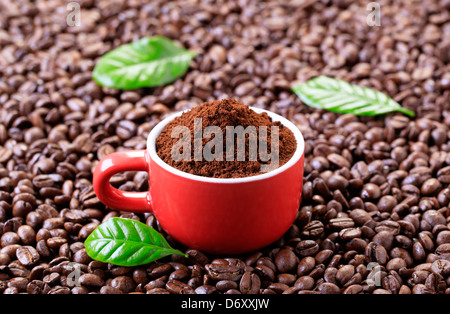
93;150;152;213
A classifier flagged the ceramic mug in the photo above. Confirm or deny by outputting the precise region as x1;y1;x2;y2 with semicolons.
93;107;305;254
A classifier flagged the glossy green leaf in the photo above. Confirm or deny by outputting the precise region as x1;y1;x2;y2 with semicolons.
291;76;415;117
92;36;197;90
84;217;187;266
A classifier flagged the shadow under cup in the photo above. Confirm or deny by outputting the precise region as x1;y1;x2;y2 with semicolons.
94;107;305;254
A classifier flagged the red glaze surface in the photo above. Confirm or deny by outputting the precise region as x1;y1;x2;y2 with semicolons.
93;150;152;212
93;107;305;254
148;153;304;254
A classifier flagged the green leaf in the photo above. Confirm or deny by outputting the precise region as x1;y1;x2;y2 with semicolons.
92;36;197;90
84;217;187;267
291;76;415;117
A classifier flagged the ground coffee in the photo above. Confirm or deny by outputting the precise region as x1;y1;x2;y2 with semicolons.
156;99;297;178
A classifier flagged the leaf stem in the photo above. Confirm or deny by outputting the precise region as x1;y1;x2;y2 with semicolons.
396;107;415;117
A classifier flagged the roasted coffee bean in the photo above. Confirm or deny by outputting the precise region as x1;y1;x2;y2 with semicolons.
216;280;238;292
395;235;412;249
239;272;261;294
297;257;315;277
382;274;401;294
1;232;20;247
194;285;217;294
336;265;355;285
46;237;67;249
32;175;55;188
252;265;273;284
12;201;33;218
1;0;450;295
147;287;170;294
386;258;408;272
313;178;332;199
329;217;355;230
421;179;442;196
100;286;123;294
412;241;426;261
412;284;434;294
377;196;398;212
110;276;136;293
78;274;105;287
145;277;167;291
372;231;395;251
16;246;40;267
296;240;319;257
205;263;244;281
274;248;298;273
361;183;381;200
17;225;35;245
315;250;333;265
317;282;340;294
169;269;190;282
43;272;61;286
266;282;289;294
365;242;388;265
166;280;194;294
301;221;324;238
294;276;315;291
327;153;350;169
423;210;446;227
349;209;372;225
430;259;450;276
425;273;444;293
116;121;137;140
26;280;49;294
436;231;450;246
186;249;209;266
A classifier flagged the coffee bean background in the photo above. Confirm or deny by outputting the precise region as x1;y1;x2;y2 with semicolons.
1;0;450;294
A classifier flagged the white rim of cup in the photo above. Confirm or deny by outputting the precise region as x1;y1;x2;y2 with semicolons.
147;106;305;184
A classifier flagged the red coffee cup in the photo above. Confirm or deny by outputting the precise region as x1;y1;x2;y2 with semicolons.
93;107;305;254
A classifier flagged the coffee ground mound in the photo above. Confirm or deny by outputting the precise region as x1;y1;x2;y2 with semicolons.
156;99;297;178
